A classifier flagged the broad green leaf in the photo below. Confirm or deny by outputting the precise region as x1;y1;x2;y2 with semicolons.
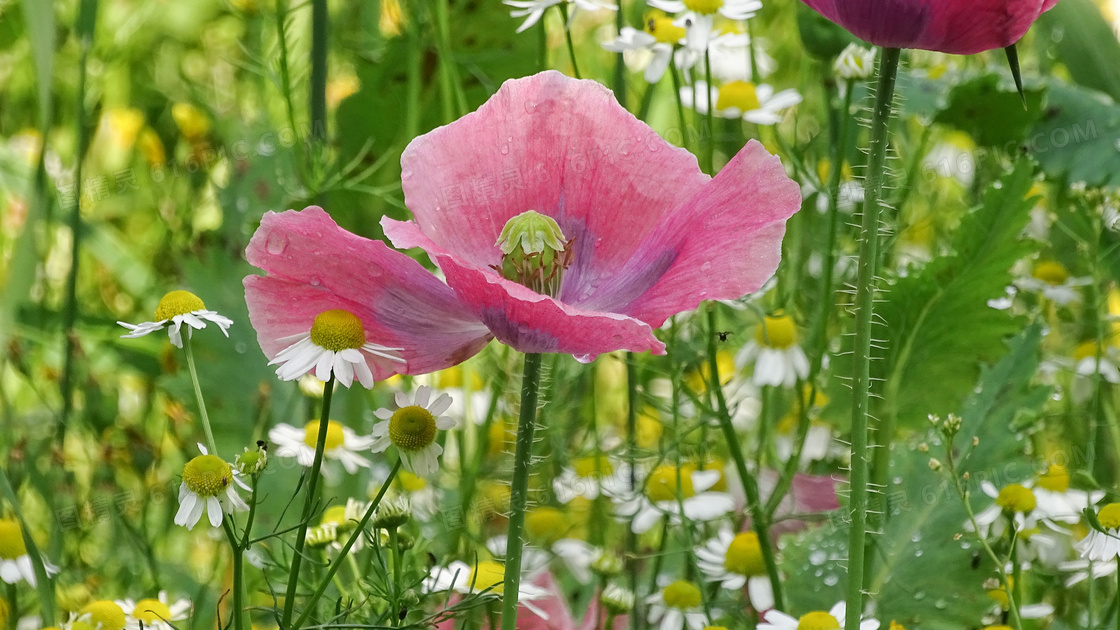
1039;0;1120;103
934;73;1045;147
1031;82;1120;187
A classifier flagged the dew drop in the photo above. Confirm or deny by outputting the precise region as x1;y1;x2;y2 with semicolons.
934;599;948;610
823;574;839;586
235;342;247;354
914;548;924;557
501;144;510;155
700;261;713;272
266;232;288;255
309;275;321;287
809;550;827;566
914;591;926;601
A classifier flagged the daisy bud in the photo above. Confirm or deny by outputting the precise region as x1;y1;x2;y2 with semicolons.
236;442;268;476
601;583;635;615
591;550;624;577
928;458;942;471
373;497;412;530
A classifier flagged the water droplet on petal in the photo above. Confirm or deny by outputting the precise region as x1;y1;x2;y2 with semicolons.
309;275;321;287
266;232;288;255
700;261;712;272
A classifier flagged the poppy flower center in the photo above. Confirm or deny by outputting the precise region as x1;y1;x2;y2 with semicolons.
132;599;173;624
573;455;613;478
755;314;798;349
645;465;695;501
309;309;367;352
469;561;506;593
1098;503;1120;529
525;507;569;546
494;210;573;297
1032;260;1069;286
154;290;205;321
797;611;840;630
1036;464;1070;492
723;531;766;576
182;454;233;497
995;484;1036;514
662;580;701;609
0;520;27;560
389;406;438;451
682;0;723;14
303;420;347;450
717;81;761;112
79;601;127;630
646;16;685;44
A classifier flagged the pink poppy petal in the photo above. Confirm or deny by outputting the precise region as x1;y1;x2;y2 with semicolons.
437;254;665;358
578;140;800;328
397;71;710;284
244;207;493;379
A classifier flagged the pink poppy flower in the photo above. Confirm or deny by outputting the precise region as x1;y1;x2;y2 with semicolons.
800;0;1061;55
243;206;493;380
383;70;801;360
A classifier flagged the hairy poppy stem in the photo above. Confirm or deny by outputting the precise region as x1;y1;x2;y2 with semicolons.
845;46;900;630
501;352;544;630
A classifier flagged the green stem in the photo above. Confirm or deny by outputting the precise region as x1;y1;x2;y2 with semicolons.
500;352;544;630
388;527;403;627
223;520;247;630
291;460;401;630
240;475;261;549
844;47;900;629
557;4;581;79
703;48;715;174
7;583;17;630
183;336;217;455
280;375;336;629
309;0;328;145
273;0;299;141
612;0;626;107
432;0;467;121
1115;559;1119;630
706;306;785;610
669;57;688;149
625;352;640;630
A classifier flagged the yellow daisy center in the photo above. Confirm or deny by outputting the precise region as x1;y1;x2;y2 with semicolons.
755;314;798;349
0;520;27;560
573;455;614;478
797;611;841;630
682;0;723;14
398;470;429;492
1098;502;1120;529
469;561;506;593
645;16;685;44
79;601;127;630
389;406;437;451
131;599;172;625
716;81;762;113
309;309;367;352
662;581;701;609
1074;341;1103;362
525;507;569;546
154;290;205;321
995;484;1036;514
889;624;907;630
987;582;1012;610
1032;260;1069;286
1036;464;1070;492
723;532;765;577
182;455;233;498
303;420;347;450
645;465;695;502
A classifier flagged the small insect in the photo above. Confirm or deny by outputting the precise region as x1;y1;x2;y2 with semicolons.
398;608;408;621
716;331;733;342
221;475;229;487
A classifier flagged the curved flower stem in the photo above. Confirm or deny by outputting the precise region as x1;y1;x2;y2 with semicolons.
612;0;626;108
183;336;217;455
280;374;336;629
845;47;900;630
432;0;467;120
292;459;401;630
222;520;247;630
556;4;582;79
500;352;544;630
309;0;328;146
625;352;640;630
706;306;785;611
703;48;716;174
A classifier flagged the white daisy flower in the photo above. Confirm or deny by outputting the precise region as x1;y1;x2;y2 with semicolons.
64;601;128;630
705;31;775;83
645;580;713;630
601;23;682;84
513;509;600;583
1077;503;1120;561
682;80;802;125
834;43;876;80
759;601;878;630
175;444;250;531
371;386;456;476
423;560;551;619
115;593;191;630
735;314;810;388
305;498;369;550
696;529;774;609
269;309;404;389
985;579;1054;623
967;482;1039;540
1013;260;1091;306
611;464;735;534
1028;464;1104;525
553;455;630;503
1060;557;1118;587
504;0;615;34
0;519;59;587
269;420;374;474
389;469;440;519
118;290;232;348
648;0;761;51
775;417;834;467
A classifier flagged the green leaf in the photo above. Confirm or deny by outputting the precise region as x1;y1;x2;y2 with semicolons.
0;466;56;625
1030;81;1120;187
1039;0;1120;103
783;324;1049;628
934;73;1045;147
796;3;860;60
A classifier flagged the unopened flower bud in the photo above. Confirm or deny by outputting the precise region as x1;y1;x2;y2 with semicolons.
928;458;943;471
236;442;268;476
601;583;635;615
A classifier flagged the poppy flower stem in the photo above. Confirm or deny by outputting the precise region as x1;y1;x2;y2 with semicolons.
846;46;900;630
280;374;336;629
501;352;544;630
